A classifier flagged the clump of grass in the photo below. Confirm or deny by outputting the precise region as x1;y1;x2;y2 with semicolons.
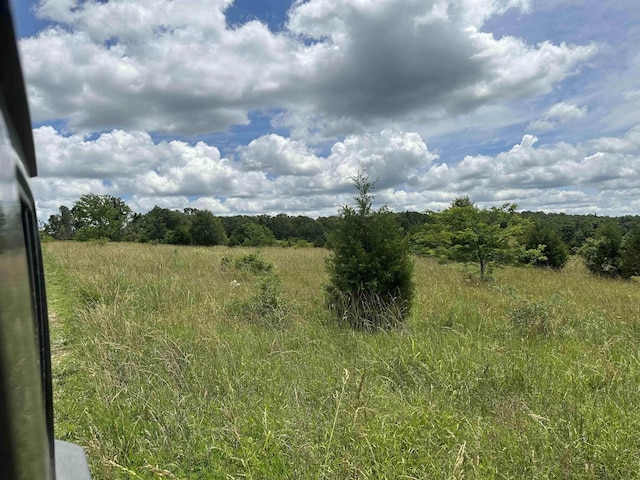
238;271;288;326
221;251;288;326
509;298;558;336
327;291;409;331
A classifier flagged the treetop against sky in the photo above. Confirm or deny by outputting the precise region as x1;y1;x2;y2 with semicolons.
12;0;640;219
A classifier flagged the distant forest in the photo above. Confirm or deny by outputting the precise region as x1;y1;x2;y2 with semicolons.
42;193;640;254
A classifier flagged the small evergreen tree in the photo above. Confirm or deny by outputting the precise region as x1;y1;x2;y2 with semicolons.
325;172;414;330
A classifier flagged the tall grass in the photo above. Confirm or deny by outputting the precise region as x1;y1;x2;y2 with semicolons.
45;243;640;478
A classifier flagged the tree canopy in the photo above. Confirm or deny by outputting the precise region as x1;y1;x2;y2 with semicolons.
71;194;132;241
412;197;538;279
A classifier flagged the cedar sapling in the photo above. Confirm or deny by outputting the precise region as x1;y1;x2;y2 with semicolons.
325;172;414;330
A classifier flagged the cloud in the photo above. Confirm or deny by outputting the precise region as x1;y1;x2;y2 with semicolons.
427;126;640;197
237;134;324;176
32;122;640;221
547;102;588;121
528;101;588;131
33;126;267;198
33;126;439;217
21;0;595;139
589;125;640;153
284;0;595;136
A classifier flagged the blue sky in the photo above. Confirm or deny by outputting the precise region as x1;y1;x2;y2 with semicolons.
11;0;640;218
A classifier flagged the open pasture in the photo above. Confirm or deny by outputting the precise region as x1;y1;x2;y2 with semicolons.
45;242;640;479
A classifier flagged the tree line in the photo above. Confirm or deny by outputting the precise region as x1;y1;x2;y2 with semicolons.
42;193;640;280
42;194;338;247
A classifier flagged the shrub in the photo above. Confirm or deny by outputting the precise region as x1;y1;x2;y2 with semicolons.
524;222;569;269
222;253;286;325
579;222;622;278
221;252;274;275
325;172;414;330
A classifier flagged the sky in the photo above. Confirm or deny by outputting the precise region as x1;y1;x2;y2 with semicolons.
11;0;640;220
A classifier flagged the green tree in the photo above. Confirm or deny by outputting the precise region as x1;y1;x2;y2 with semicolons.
228;222;277;247
44;205;74;240
524;222;569;269
121;212;144;242
167;224;193;245
424;197;534;280
138;206;189;243
71;194;131;241
190;210;227;246
621;225;640;279
579;222;622;278
325;173;414;330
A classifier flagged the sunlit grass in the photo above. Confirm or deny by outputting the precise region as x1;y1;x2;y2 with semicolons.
45;242;640;479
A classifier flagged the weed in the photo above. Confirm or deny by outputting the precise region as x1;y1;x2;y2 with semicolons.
221;252;274;275
243;272;288;326
509;297;560;336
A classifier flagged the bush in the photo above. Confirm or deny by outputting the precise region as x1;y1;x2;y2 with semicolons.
524;223;569;269
579;222;622;278
325;172;414;330
222;253;286;325
221;252;274;275
509;299;557;336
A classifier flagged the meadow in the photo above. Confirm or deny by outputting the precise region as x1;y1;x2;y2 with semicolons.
44;242;640;479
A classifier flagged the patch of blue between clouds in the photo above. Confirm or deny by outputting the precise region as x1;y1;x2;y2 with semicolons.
430;124;528;165
10;0;47;38
33;118;69;132
164;110;292;158
225;0;294;33
313;139;340;158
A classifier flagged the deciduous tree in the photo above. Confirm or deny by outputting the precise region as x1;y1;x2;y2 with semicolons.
71;194;131;241
579;222;622;278
228;222;276;247
415;197;534;280
190;210;227;246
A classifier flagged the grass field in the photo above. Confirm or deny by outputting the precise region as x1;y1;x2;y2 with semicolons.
44;242;640;479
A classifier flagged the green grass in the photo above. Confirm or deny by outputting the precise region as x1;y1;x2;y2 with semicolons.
44;242;640;479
